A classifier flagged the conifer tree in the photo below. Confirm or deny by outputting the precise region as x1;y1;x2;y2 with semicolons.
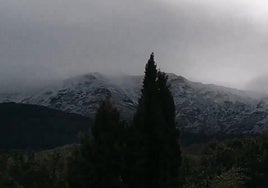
67;97;126;188
134;53;159;133
157;71;181;187
131;53;160;188
90;96;125;188
130;53;181;188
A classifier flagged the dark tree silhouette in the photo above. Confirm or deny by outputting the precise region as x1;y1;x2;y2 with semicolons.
67;97;126;188
129;53;181;188
157;71;181;187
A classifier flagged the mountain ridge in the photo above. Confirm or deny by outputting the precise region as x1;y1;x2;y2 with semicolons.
1;73;268;135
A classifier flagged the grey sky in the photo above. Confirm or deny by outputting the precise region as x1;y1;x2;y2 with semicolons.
0;0;268;92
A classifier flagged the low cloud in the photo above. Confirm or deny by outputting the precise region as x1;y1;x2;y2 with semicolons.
0;0;268;92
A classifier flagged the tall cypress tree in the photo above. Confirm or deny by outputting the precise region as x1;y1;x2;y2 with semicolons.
134;53;158;133
129;53;160;188
130;53;181;188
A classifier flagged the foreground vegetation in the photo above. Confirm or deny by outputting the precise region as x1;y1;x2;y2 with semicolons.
0;133;267;188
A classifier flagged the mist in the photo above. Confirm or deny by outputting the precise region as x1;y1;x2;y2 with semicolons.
1;0;268;92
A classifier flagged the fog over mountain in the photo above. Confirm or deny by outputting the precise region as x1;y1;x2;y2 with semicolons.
1;0;268;92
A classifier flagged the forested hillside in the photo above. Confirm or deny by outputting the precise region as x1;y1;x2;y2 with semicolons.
0;103;91;150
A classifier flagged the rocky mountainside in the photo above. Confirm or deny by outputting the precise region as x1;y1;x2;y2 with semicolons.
1;73;268;135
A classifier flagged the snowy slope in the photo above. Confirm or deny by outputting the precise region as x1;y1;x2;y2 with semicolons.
1;73;268;135
19;73;138;118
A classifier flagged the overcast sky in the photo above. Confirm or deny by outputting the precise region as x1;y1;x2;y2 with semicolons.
1;0;268;92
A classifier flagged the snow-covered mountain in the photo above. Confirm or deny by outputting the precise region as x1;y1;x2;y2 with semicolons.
1;73;268;135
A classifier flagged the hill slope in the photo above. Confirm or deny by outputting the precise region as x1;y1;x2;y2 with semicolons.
0;103;91;150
